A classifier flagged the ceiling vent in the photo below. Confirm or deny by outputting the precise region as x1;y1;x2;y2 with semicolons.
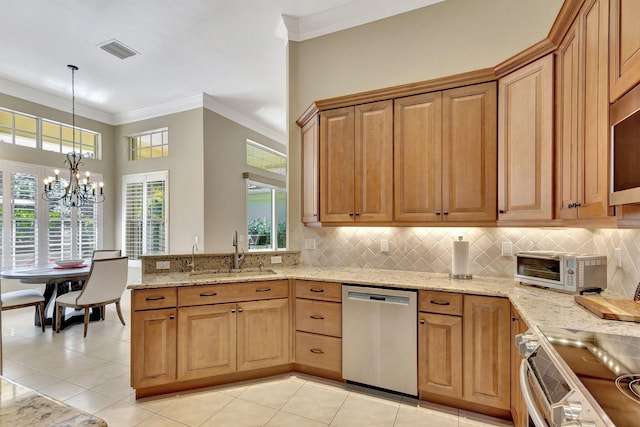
98;39;139;60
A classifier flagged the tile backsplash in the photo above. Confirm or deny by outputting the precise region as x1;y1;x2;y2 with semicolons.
295;225;640;297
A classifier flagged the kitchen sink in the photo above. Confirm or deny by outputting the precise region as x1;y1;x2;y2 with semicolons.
189;268;277;280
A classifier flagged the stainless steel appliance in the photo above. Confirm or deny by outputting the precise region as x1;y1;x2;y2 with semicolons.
514;251;607;294
610;83;640;205
517;327;640;426
342;285;417;395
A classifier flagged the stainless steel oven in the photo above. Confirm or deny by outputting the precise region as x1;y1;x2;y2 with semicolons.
517;327;640;426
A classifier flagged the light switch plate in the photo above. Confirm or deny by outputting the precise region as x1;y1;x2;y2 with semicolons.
304;239;316;250
271;256;282;264
380;239;389;253
501;242;512;257
156;261;170;270
615;248;623;267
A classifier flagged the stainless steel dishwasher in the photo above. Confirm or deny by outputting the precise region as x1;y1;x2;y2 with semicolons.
342;285;417;396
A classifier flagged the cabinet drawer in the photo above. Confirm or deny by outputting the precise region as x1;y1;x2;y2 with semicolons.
295;299;341;337
419;291;463;315
295;331;341;373
132;288;177;311
295;280;341;302
178;280;289;307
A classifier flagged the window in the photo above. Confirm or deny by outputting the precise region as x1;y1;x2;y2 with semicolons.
247;180;286;251
129;129;169;160
122;171;168;259
246;140;286;176
0;107;100;158
0;161;101;270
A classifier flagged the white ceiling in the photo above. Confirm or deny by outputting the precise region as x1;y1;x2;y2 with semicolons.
0;0;443;144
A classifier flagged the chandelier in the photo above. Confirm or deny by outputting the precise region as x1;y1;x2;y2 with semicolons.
42;65;105;208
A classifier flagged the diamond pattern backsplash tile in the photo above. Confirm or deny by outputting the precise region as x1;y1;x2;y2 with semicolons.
294;225;640;298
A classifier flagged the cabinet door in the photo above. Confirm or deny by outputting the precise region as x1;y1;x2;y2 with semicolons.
463;295;511;410
301;115;319;223
556;20;581;220
442;82;497;222
131;308;177;389
610;0;640;101
498;55;554;221
177;303;236;381
354;100;394;222
394;92;442;222
418;312;463;399
510;306;529;427
237;298;290;371
578;0;610;219
320;107;355;222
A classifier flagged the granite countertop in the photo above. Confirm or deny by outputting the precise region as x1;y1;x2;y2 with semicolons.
130;265;640;338
0;376;107;426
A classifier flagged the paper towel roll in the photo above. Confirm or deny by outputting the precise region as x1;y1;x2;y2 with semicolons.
451;236;472;279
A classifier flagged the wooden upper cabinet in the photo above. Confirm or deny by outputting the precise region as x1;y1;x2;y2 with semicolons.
354;101;394;222
301;116;319;224
394;92;443;222
610;0;640;102
319;107;355;222
557;0;611;220
319;101;393;223
498;54;554;222
442;82;497;222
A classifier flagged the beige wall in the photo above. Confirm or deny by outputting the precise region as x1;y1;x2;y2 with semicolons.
287;0;564;250
114;109;205;254
203;109;285;252
0;93;117;249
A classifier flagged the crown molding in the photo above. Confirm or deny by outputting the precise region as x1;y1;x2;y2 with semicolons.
282;0;445;42
111;95;203;125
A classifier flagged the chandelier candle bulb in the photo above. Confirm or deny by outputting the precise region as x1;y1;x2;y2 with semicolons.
451;236;472;280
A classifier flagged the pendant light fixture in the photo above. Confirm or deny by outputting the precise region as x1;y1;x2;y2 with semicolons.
42;65;105;208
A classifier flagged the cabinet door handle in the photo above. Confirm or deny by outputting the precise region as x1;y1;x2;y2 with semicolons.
575;203;582;208
238;308;244;313
354;212;360;216
231;309;236;313
199;292;218;297
310;348;325;354
498;209;505;214
309;288;324;293
419;319;425;324
169;315;175;320
511;316;519;322
435;211;441;216
310;315;324;320
348;212;354;217
255;288;271;293
430;300;450;306
145;296;165;301
443;211;449;215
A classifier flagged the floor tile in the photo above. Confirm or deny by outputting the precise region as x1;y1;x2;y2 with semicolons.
281;383;348;424
94;400;154;427
459;409;514;426
331;393;399;427
238;377;304;409
266;411;328;426
38;379;86;401
135;414;190;426
158;390;235;426
200;398;278;427
395;404;459;427
63;389;119;414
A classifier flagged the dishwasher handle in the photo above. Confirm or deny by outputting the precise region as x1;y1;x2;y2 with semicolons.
347;291;411;305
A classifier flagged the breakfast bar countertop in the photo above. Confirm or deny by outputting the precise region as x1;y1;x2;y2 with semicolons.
0;376;107;426
130;265;640;338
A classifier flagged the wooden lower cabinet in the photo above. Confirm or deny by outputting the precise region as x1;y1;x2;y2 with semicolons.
511;306;529;427
131;308;177;389
418;292;511;415
295;331;341;372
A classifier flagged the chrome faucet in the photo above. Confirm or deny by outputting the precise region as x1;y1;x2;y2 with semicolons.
186;242;198;272
232;229;245;270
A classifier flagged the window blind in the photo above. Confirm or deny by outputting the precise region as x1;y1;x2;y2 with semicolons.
11;172;37;267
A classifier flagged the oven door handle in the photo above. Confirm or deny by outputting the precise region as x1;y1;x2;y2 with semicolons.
520;359;549;427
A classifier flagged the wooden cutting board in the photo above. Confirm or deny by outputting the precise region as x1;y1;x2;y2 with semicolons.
575;295;640;322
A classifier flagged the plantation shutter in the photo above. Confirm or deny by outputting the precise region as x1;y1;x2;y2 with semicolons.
125;181;144;259
0;171;3;270
47;180;72;262
10;172;37;267
77;202;97;259
146;179;166;255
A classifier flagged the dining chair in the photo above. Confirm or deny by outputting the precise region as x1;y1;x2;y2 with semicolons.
54;256;128;337
92;249;122;260
1;288;46;332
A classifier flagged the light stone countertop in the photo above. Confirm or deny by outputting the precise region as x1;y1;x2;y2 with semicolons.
129;265;640;338
0;376;107;426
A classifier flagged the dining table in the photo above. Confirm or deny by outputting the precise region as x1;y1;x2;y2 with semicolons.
0;262;100;330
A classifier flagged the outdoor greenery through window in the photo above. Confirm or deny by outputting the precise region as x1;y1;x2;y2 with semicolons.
0;162;102;271
0;107;100;158
247;181;286;251
129;129;169;160
246;140;286;176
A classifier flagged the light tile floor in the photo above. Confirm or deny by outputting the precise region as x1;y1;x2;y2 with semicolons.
1;289;513;426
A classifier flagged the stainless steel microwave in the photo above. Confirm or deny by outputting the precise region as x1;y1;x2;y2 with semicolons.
514;251;607;294
610;83;640;205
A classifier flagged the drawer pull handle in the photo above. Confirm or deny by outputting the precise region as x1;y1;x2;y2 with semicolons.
419;319;425;324
310;315;324;320
430;300;450;306
309;288;325;293
255;288;271;293
169;315;175;320
310;348;324;354
200;292;218;297
145;296;165;301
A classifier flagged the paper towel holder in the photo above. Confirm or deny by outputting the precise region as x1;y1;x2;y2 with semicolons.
450;236;473;280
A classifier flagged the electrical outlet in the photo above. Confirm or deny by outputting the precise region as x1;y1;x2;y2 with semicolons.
380;239;389;253
271;256;282;264
156;261;170;270
501;241;512;257
304;239;316;250
615;248;623;267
